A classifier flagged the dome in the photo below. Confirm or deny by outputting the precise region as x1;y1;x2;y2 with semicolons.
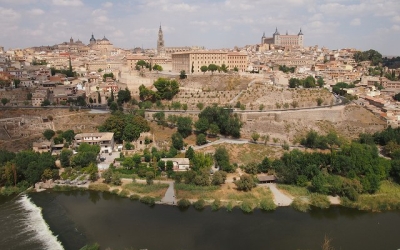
90;33;96;42
102;35;109;41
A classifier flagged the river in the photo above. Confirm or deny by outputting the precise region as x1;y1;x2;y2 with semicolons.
1;190;400;250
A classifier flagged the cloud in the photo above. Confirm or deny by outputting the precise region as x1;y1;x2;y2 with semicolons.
0;7;21;21
28;8;44;15
52;0;83;7
391;25;400;31
102;2;113;8
162;3;197;12
350;18;361;26
392;15;400;22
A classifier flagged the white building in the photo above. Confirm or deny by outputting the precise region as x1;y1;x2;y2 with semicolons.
160;158;190;171
74;132;115;153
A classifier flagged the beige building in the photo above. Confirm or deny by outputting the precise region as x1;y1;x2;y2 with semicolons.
261;28;304;48
74;132;115;153
171;51;248;73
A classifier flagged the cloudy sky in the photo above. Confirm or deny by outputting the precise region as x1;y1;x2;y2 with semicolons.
0;0;399;56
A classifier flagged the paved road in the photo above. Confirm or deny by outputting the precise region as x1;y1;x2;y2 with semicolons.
261;183;293;206
161;182;177;205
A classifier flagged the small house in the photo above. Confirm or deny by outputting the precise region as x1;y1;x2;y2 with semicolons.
257;174;277;183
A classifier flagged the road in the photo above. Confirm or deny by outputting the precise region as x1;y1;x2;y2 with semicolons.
260;183;293;206
161;182;177;205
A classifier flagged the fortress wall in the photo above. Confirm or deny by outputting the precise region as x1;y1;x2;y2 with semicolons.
240;107;344;123
275;109;343;122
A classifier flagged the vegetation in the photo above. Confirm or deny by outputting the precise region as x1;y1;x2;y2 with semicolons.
353;49;383;66
98;112;150;143
139;78;179;101
198;106;242;138
140;196;156;206
177;198;191;209
279;65;295;73
193;199;206;210
289;76;316;88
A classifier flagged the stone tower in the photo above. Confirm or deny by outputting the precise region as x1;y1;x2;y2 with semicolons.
298;28;304;47
273;27;280;45
157;25;165;57
89;33;96;46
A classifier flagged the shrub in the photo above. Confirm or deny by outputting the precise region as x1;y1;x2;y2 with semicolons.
259;198;276;211
310;194;330;209
111;189;119;194
193;199;206;210
291;198;310;212
226;202;234;212
240;200;254;213
140;196;156;206
211;199;222;211
177;199;191;209
119;189;130;197
130;194;140;200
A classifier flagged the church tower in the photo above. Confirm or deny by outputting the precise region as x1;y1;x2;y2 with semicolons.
157;25;165;57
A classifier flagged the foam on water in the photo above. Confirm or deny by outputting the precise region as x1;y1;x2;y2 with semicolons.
16;195;64;250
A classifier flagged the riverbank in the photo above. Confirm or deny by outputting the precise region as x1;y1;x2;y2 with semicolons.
32;178;400;213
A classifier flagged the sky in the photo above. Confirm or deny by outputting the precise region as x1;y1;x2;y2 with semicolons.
0;0;399;56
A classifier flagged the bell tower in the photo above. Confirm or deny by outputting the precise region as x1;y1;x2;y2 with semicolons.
157;24;165;57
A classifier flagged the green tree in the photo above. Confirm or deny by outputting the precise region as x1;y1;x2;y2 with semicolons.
196;133;207;146
194;117;210;134
43;129;55;140
211;170;227;185
208;123;220;137
317;77;325;88
220;64;228;73
235;174;256;191
176;116;192;138
153;64;163;72
153;78;179;100
208;64;218;74
258;156;271;173
1;98;9;106
136;60;147;69
233;67;239;72
289;78;300;88
41;99;51;106
200;65;208;74
60;149;73;167
214;146;232;172
122;123;141;142
180;70;187;79
185;146;195;160
117;87;131;105
146;171;155;185
171;132;184;150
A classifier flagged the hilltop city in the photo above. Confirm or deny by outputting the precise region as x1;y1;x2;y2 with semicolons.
1;25;400;214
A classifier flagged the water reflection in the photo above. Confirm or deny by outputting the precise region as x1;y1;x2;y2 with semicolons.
29;191;400;250
89;191;100;204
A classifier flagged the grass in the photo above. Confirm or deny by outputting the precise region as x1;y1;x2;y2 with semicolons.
341;181;400;212
175;183;219;199
88;183;110;192
175;183;275;210
277;184;310;197
123;182;169;199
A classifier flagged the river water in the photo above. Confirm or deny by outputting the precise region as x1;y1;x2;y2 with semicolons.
1;190;400;250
